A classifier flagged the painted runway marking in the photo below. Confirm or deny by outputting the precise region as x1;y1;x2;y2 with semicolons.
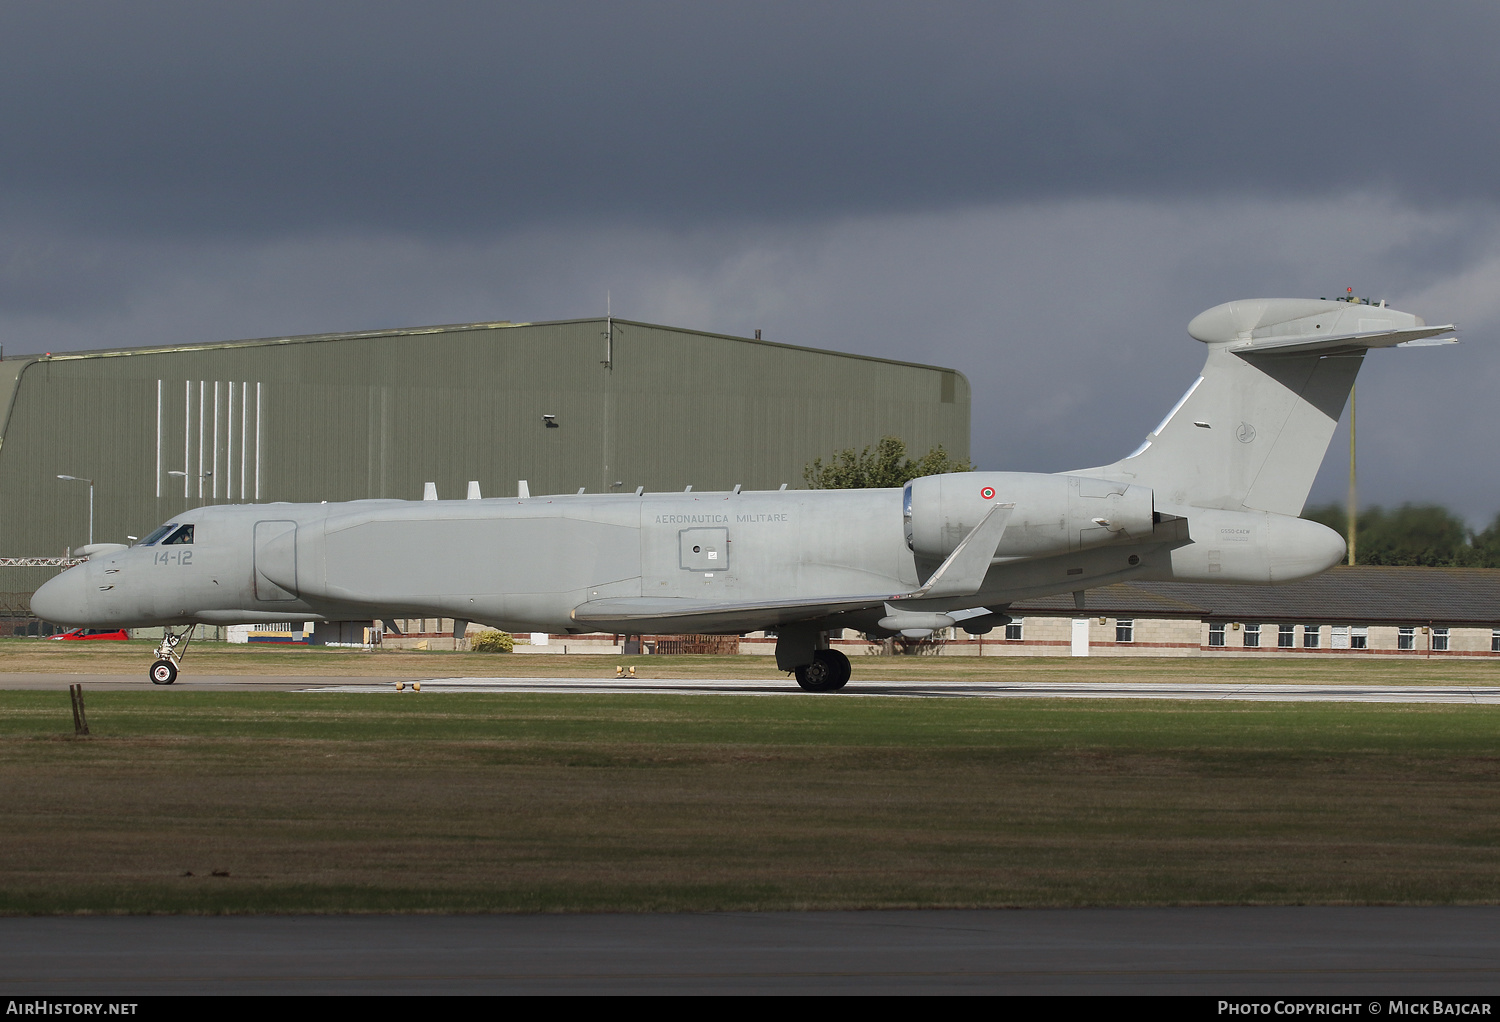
302;678;1500;703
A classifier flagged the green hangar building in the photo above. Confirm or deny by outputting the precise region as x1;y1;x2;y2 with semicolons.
0;316;971;610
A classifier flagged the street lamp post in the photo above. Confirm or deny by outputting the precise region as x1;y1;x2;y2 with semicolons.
57;474;93;546
167;468;211;504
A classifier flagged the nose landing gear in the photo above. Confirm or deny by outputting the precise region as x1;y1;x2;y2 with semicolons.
149;625;195;685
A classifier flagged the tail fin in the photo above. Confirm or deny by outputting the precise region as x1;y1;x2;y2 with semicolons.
1076;298;1455;516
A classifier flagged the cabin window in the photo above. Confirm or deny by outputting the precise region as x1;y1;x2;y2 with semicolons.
1432;627;1450;652
1278;624;1295;648
1302;625;1320;649
1398;626;1416;651
1208;623;1225;647
1115;619;1134;643
1004;620;1023;641
161;524;195;545
138;524;176;547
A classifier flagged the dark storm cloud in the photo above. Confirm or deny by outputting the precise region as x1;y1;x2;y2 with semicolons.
2;1;1497;239
2;3;1495;524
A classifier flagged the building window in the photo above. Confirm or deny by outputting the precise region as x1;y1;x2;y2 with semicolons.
1243;623;1260;648
1350;626;1368;650
1432;627;1450;652
1303;625;1320;649
1208;623;1225;647
1004;620;1023;641
1398;626;1416;651
1115;619;1134;643
1492;628;1499;653
1278;624;1295;648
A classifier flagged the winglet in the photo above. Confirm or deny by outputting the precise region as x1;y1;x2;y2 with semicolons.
899;502;1014;600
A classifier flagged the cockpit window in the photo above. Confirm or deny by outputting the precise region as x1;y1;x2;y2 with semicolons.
138;524;176;547
161;524;195;545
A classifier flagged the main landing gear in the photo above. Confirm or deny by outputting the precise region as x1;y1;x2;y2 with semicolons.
776;626;852;693
149;625;196;685
794;648;851;692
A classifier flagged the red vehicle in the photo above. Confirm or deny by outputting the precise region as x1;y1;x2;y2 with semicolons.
49;628;130;641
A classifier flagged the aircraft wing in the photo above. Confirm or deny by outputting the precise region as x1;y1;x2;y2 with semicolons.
571;503;1014;632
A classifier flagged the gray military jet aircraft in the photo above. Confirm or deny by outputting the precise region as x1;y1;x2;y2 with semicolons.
30;296;1456;690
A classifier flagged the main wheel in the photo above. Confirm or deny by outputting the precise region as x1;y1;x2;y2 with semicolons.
821;648;851;690
793;657;832;691
794;649;851;692
149;659;178;685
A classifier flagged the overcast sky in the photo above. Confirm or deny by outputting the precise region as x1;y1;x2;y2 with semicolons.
3;2;1497;522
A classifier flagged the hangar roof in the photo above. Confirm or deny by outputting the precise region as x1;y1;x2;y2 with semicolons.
0;316;962;377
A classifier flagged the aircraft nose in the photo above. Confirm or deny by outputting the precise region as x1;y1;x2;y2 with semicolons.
30;566;93;626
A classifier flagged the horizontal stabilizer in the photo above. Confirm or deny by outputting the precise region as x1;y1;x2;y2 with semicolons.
1226;324;1455;356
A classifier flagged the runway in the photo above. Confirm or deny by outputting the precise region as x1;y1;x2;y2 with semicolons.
326;676;1500;703
5;672;1500;703
4;907;1500;995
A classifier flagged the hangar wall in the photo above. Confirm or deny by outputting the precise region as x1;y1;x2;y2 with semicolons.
0;317;970;594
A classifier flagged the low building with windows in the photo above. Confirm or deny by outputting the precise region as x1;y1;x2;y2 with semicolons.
928;565;1500;658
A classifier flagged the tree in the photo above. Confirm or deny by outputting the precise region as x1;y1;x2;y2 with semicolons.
1468;513;1500;568
1302;503;1478;566
803;436;973;489
1301;503;1347;537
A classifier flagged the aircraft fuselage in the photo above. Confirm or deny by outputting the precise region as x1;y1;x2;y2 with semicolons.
31;472;1345;636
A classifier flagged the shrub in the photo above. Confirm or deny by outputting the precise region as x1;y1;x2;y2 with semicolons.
470;630;514;653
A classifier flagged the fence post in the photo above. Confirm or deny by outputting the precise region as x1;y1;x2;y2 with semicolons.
69;683;90;736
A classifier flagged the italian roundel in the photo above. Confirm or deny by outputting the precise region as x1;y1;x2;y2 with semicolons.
979;486;996;500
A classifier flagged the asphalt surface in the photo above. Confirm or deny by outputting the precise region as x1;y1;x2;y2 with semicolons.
6;672;1500;703
3;908;1499;995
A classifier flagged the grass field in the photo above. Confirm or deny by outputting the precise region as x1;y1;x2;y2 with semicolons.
3;635;1499;685
3;686;1500;914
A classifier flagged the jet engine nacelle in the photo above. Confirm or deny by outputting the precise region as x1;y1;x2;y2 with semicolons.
905;472;1156;562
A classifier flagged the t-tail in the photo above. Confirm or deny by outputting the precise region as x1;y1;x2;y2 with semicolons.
1074;296;1456;581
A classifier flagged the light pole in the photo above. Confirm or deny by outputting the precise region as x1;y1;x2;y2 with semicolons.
168;469;212;502
1348;385;1357;565
57;474;93;546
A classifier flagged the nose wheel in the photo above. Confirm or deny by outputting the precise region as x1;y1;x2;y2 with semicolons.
148;625;195;685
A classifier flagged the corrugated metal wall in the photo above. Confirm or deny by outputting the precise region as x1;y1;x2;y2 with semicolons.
0;317;969;592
